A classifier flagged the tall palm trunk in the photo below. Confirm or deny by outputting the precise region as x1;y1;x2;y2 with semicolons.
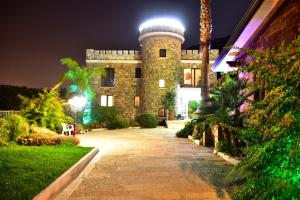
200;0;212;103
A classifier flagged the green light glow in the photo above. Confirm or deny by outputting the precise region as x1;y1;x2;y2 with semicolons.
69;84;78;93
82;89;93;124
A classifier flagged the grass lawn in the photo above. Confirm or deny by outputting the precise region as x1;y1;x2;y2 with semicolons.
0;144;93;200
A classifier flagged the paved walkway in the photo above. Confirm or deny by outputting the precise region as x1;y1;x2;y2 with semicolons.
58;127;233;200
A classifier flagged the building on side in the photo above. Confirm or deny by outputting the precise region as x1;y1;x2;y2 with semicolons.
86;18;219;122
213;0;299;73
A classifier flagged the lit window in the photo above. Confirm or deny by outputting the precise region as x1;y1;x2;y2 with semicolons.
134;96;141;108
158;108;165;117
101;68;115;87
183;68;201;87
100;95;107;107
159;49;166;57
107;96;113;107
101;95;113;107
159;80;165;88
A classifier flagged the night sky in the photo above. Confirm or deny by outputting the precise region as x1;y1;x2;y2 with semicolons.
0;0;251;88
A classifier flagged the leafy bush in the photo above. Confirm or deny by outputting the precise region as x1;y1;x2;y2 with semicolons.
17;132;79;146
230;36;300;199
87;106;131;130
192;124;205;140
137;114;157;128
83;123;93;131
176;122;195;138
20;89;72;132
106;114;130;130
17;133;54;146
0;115;29;142
30;126;58;135
0;118;9;144
98;107;119;123
0;138;8;147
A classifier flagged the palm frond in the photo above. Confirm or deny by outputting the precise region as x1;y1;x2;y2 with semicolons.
61;58;80;69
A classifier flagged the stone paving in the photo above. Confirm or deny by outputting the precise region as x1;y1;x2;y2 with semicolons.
60;127;233;200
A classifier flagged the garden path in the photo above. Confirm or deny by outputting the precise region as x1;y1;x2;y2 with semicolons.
56;127;233;200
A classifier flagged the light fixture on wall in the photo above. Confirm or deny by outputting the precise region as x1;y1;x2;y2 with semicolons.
159;80;165;88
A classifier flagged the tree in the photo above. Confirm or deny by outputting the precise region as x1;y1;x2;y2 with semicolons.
60;58;106;124
200;0;212;103
192;73;248;153
19;88;72;132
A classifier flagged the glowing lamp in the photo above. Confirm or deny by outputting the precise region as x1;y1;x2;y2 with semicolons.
139;17;185;33
68;96;87;111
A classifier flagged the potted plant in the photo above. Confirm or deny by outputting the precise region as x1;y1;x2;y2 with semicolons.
162;91;176;121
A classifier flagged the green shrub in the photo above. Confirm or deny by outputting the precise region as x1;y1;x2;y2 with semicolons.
83;123;93;131
0;118;9;143
193;133;202;140
30;125;58;135
229;36;300;199
0;138;8;147
20;89;72;132
137;114;157;128
107;115;129;130
216;140;233;153
176;122;194;138
216;130;240;156
2;115;29;142
97;107;119;124
90;106;132;130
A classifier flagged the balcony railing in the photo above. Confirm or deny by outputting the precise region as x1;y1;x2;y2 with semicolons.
0;110;21;118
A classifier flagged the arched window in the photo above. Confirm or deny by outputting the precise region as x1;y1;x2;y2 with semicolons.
135;67;141;78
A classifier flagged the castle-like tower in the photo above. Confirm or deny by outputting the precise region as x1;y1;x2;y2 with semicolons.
139;18;185;115
86;18;218;122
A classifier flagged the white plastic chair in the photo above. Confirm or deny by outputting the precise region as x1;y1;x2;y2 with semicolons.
61;123;74;136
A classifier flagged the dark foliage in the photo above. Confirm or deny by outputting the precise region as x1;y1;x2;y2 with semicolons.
137;114;158;128
176;122;195;138
106;114;130;130
0;85;42;110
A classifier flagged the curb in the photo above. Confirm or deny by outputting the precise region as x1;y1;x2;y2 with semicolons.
33;147;99;200
188;135;200;145
188;135;240;166
214;150;240;165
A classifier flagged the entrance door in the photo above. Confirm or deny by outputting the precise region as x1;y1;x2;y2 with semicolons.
175;86;201;119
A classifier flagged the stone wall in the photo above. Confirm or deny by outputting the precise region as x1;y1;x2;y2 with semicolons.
86;47;218;121
87;63;142;121
140;35;182;117
252;0;299;50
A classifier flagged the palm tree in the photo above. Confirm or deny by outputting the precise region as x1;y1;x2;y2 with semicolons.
200;0;212;103
61;58;106;124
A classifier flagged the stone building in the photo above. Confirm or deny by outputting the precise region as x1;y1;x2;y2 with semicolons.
86;18;218;121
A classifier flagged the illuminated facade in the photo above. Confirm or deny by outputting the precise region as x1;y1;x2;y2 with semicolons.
86;18;219;121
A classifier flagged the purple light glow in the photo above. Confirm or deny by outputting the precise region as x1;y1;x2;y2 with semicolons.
213;0;279;73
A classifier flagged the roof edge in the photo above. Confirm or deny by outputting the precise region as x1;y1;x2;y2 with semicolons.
212;0;263;70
